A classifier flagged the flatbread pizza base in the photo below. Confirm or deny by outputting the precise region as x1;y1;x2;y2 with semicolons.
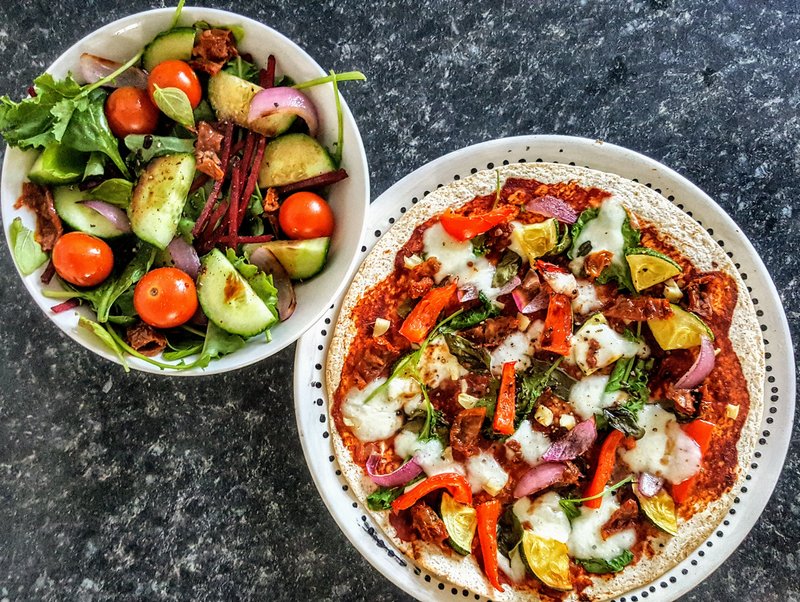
326;163;765;601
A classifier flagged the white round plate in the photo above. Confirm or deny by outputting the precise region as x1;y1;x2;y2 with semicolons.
294;135;794;601
1;7;369;375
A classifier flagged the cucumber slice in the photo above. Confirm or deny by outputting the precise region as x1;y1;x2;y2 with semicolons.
207;71;295;137
29;144;86;185
53;185;128;239
128;153;195;249
242;237;329;280
142;28;196;71
257;133;335;188
197;248;277;337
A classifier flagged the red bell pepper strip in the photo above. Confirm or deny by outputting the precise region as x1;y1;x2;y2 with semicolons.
493;361;517;435
540;293;573;356
476;499;504;592
398;282;458;343
391;472;472;511
671;419;715;503
439;205;517;242
584;429;625;509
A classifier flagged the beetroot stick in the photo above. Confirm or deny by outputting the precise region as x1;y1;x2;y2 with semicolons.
237;135;267;229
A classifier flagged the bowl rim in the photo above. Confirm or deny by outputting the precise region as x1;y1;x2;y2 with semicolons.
0;6;370;376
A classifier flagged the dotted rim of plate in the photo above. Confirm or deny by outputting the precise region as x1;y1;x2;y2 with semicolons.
295;138;793;602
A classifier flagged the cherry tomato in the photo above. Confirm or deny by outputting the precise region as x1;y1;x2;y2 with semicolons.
147;60;202;109
279;191;335;239
52;232;114;287
104;87;159;138
133;267;198;329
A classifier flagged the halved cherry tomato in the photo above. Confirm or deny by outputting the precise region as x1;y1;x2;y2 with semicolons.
133;267;198;329
279;191;335;239
104;87;159;138
52;232;114;287
147;60;202;109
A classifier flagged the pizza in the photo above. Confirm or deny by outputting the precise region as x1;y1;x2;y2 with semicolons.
325;163;764;600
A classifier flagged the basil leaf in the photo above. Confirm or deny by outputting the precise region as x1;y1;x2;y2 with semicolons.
492;249;521;288
78;316;129;371
86;178;133;208
576;550;634;574
444;333;492;372
62;88;129;178
9;217;48;275
152;85;195;129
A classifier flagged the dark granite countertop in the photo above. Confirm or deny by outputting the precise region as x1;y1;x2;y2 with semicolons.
0;1;797;600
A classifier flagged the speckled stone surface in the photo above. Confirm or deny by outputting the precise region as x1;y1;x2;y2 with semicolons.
0;1;797;601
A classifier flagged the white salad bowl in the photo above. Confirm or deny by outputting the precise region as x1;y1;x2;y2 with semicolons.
0;7;369;375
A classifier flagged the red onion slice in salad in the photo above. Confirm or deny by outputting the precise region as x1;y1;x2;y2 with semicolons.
637;472;664;498
524;195;578;224
674;336;715;389
513;462;566;498
366;453;423;487
164;236;200;280
458;284;479;303
541;418;597;462
80;200;131;233
247;87;319;137
512;288;550;314
80;53;148;89
496;275;521;297
249;247;296;321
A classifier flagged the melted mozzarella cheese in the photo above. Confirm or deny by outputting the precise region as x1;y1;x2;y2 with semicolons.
513;492;572;544
571;314;646;375
506;221;527;260
567;497;636;561
394;433;465;477
618;405;702;484
416;336;467;388
569;197;628;275
505;420;551;465
423;222;503;298
572;279;604;315
567;374;628;420
498;546;528;583
387;377;424;416
466;451;509;496
490;330;535;373
541;270;578;297
342;378;404;442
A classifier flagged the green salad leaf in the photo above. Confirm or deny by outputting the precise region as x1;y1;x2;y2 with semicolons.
367;486;404;510
78;316;129;372
83;151;105;179
9;217;48;275
124;134;196;166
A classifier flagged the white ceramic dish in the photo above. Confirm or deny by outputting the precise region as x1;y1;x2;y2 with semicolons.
0;7;369;375
294;136;795;601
